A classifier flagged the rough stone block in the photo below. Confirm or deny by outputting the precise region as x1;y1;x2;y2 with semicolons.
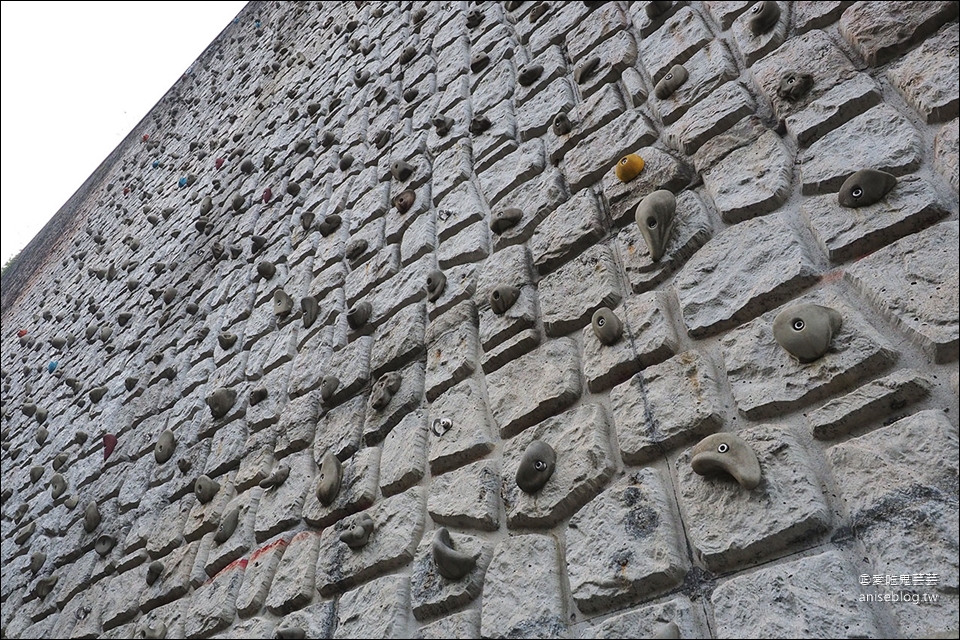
650;38;738;126
184;559;245;638
314;394;366;464
428;459;500;531
302;445;379;529
264;530;320;615
235;538;288;619
362;362;424;446
437;219;489;269
335;575;412;639
325;336;372;406
839;1;958;66
369;302;425;379
478;140;545;207
640;6;712;82
563;109;657;193
538;244;622;337
530;190;606;277
731;0;788;66
410;531;491;621
425;305;479;402
793;1;854;33
273;393;318;459
380;409;427;497
427;377;495;476
584;595;707;639
784;73;882;148
566;468;687;613
666;82;756;155
253;450;313;542
141;540;200;613
491;168;569;252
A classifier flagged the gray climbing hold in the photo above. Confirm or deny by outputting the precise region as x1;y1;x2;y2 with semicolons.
490;285;520;315
654;64;688;100
345;238;369;262
200;196;213;215
155;429;176;464
30;465;44;483
748;1;780;35
516;439;556;493
552;112;572;136
232;193;245;212
403;87;419;103
646;1;672;18
466;9;483;28
433;115;454;136
347;301;372;329
340;512;375;549
691;433;762;490
214;505;240;544
64;495;79;509
240;158;255;174
178;459;192;474
206;388;237;419
275;622;307;639
29;551;46;574
777;71;813;102
316;450;343;506
471;52;490;73
257;261;276;280
518;63;543;87
35;426;48;446
470;115;491;135
370;371;402;411
635;189;676;262
490;207;522;234
432;527;476;580
89;386;108;403
22;402;37;417
35;407;48;424
320;376;340;403
162;286;177;304
84;500;101;533
592;307;624;346
393;189;416;214
146;560;164;585
259;463;290;489
95;533;115;557
300;210;315;231
354;69;369;87
15;520;35;545
773;303;842;363
195;475;221;504
218;332;238;350
574;56;600;84
391;160;414;182
319;214;342;236
273;289;294;316
426;270;447;302
399;45;416;65
250;387;268;407
50;473;67;499
35;575;58;599
301;296;319;329
52;452;68;471
339;153;354;171
838;169;897;208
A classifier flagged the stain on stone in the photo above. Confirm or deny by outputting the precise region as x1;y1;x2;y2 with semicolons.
838;169;897;208
432;527;477;580
691;433;762;489
773;303;842;363
516;439;556;493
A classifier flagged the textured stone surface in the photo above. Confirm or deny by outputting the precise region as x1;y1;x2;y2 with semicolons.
839;1;959;66
888;23;959;123
379;409;426;497
301;446;378;528
263;530;319;615
934;118;959;193
538;244;622;337
481;535;566;639
419;610;481;639
846;221;959;363
584;595;707;639
235;538;287;618
529;190;606;276
667;82;756;155
184;560;245;638
566;468;686;613
785;73;882;147
410;531;491;621
676;425;831;571
335;575;412;639
427;459;501;531
676;214;819;338
427;377;495;475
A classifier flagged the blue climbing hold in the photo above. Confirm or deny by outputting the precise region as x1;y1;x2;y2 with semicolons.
178;176;188;188
152;160;160;168
48;361;58;373
255;20;261;28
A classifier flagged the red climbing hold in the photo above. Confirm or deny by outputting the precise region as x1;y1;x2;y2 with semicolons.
142;134;150;142
103;434;118;461
263;188;272;203
123;187;130;195
215;157;225;170
17;329;28;337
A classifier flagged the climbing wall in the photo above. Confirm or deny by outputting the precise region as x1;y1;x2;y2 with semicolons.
2;1;959;638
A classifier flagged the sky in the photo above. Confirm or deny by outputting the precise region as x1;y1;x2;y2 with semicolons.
0;1;249;267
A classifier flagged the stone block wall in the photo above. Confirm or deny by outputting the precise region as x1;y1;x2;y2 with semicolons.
2;1;958;638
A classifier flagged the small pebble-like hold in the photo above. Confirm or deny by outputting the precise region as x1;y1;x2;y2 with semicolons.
372;85;387;103
30;465;44;483
215;157;225;170
374;128;391;149
505;0;523;10
275;622;307;639
370;371;403;410
287;182;302;197
777;70;813;102
748;0;780;35
574;56;600;84
155;429;176;464
206;387;237;419
252;235;268;254
214;505;240;544
347;301;372;329
250;387;268;406
433;115;454;136
345;238;369;262
200;196;213;215
471;52;490;73
50;473;67;499
654;64;688;100
838;169;897;208
340;512;375;549
36;426;49;445
142;622;167;640
29;551;46;574
517;63;543;87
635;189;677;262
301;296;319;329
339;153;354;171
393;189;416;214
14;504;28;523
391;159;414;182
691;433;762;489
646;1;672;18
319;214;342;236
218;332;238;350
432;527;476;580
257;261;276;280
552;112;572;136
592;307;624;345
399;45;416;65
773;303;842;363
64;495;79;509
240;158;255;174
426;270;447;302
35;575;58;599
530;2;548;22
432;417;453;437
300;210;315;231
177;459;192;474
35;407;48;424
615;154;645;183
260;463;290;489
470;115;491;135
89;386;108;403
321;131;337;147
103;434;118;460
22;402;37;417
52;452;68;471
403;87;419;103
84;500;101;533
490;285;520;315
146;560;164;585
516;439;556;493
15;520;35;545
195;475;221;504
95;534;115;557
320;376;340;402
162;286;177;305
317;450;343;506
232;193;245;212
466;9;483;28
490;207;523;233
274;289;294;316
353;69;369;87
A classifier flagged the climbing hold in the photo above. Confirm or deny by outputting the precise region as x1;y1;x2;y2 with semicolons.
370;371;402;410
490;207;523;234
273;289;294;316
691;433;761;489
218;332;238;350
393;189;416;213
490;285;520;315
748;1;780;35
195;475;221;504
320;376;340;403
155;429;176;464
516;439;556;493
214;506;240;544
257;261;277;280
162;286;177;305
354;69;369;87
777;71;813;102
142;622;167;640
574;56;600;84
36;426;49;445
552;112;572;136
431;417;453;437
347;301;373;329
103;434;118;461
287;182;301;197
200;196;213;216
29;552;46;575
838;169;897;208
15;520;35;545
773;303;842;363
635;190;676;262
426;270;447;302
399;45;416;65
345;238;369;262
372;85;387;103
518;63;544;87
470;115;491;135
340;512;375;549
52;452;68;471
64;495;79;509
321;131;337;147
84;500;101;533
432;527;476;580
530;2;548;22
471;52;490;73
317;450;343;506
251;235;268;254
391;160;414;182
319;214;342;236
432;115;454;137
35;408;48;424
275;621;306;640
50;473;67;500
232;193;245;211
47;361;58;374
654;64;688;100
250;387;268;406
240;158;255;174
95;534;115;557
646;1;672;18
466;9;483;28
262;187;272;203
178;177;188;188
30;465;44;483
339;152;354;171
178;459;192;474
146;560;164;586
206;388;237;419
592;307;624;345
259;463;290;489
615;154;645;183
89;386;108;403
300;210;315;231
301;296;319;329
215;157;225;170
35;575;58;599
403;87;420;103
22;402;37;417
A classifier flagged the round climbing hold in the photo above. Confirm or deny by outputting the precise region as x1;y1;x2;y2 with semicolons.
178;177;188;188
614;154;645;183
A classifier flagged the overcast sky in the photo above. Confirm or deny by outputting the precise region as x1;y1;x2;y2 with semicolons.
0;1;248;267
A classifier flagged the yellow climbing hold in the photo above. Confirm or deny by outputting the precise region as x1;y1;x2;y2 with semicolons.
615;154;645;183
